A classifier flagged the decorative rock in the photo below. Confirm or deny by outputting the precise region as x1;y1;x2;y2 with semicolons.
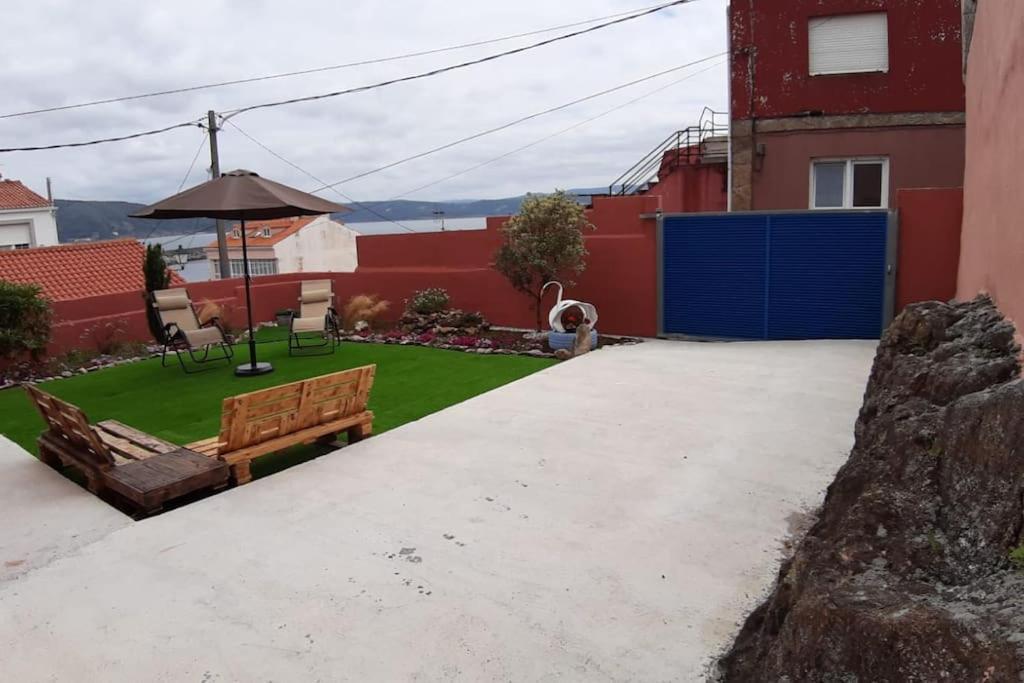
354;320;370;332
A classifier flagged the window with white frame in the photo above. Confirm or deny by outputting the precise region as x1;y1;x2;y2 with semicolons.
231;228;240;238
261;227;271;238
226;258;278;277
811;158;889;209
809;13;889;76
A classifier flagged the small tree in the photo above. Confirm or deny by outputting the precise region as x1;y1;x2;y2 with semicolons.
493;190;594;330
142;244;171;343
0;281;52;360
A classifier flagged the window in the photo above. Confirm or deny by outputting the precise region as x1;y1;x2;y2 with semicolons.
231;228;240;238
0;243;30;250
811;158;889;209
809;13;889;75
261;228;271;238
226;258;278;277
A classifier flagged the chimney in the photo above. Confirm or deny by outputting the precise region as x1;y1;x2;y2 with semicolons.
46;177;53;204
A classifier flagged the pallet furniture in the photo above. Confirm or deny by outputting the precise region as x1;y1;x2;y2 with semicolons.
186;365;375;485
152;287;234;373
25;385;229;515
288;279;341;356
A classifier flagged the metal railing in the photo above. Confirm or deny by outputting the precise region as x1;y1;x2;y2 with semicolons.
608;108;727;196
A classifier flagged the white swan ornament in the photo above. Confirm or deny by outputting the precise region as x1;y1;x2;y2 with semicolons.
542;281;599;333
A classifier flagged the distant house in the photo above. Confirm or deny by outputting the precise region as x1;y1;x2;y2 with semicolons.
0;239;184;301
728;0;966;211
0;177;59;250
204;215;358;279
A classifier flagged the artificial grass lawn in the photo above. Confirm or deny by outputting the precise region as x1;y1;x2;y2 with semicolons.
0;337;554;480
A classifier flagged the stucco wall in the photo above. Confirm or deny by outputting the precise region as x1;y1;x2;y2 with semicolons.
750;125;965;210
895;187;963;311
276;216;358;273
956;0;1024;331
0;207;58;247
729;0;965;119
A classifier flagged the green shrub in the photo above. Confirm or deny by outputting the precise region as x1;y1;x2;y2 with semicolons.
407;288;450;315
1010;545;1024;570
0;281;52;360
142;244;172;344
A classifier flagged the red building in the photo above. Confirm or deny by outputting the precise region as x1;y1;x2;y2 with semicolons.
728;0;967;211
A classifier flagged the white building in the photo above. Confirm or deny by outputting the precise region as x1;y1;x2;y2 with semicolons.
0;178;58;250
205;214;358;279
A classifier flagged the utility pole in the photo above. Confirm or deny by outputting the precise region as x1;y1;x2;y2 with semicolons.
433;209;446;232
207;110;231;280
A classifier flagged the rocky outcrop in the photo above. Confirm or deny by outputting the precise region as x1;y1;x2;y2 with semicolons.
719;297;1024;682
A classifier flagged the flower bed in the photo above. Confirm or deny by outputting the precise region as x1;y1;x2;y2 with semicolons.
343;326;640;358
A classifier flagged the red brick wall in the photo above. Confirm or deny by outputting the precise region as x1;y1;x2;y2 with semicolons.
730;0;966;119
894;187;963;311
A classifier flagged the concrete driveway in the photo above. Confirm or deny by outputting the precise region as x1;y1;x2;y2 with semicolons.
0;339;876;681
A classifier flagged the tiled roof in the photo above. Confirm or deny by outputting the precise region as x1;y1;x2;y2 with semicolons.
0;239;185;302
0;180;51;210
205;216;319;249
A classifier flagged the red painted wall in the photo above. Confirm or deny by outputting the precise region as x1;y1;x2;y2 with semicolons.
730;0;966;119
42;196;662;356
750;125;965;210
894;187;963;311
957;0;1024;339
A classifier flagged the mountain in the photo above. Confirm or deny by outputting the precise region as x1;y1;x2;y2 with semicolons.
53;188;606;242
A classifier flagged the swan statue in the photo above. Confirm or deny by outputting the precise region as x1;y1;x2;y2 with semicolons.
542;281;598;333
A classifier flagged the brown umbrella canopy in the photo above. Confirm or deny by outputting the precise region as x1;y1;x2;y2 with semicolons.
131;169;347;221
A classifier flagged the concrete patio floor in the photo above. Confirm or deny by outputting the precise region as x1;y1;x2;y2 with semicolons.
0;339;876;681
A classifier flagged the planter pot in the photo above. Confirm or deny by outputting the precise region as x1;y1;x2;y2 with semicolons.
547;330;598;352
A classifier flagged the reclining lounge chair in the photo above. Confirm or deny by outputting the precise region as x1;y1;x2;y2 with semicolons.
289;279;341;355
153;288;234;373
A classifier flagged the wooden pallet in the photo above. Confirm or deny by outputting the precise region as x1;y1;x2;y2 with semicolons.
25;386;229;515
187;365;376;484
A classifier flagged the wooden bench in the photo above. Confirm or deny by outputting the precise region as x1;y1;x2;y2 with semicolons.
25;385;230;515
186;365;376;485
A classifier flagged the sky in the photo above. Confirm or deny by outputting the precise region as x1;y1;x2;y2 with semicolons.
0;0;729;205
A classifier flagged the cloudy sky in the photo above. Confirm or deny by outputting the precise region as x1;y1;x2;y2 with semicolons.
1;0;728;205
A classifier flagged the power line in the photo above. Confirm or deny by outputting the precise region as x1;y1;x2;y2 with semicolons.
0;120;203;154
0;1;698;156
222;0;697;117
223;119;419;233
177;132;208;192
310;53;724;192
0;2;681;120
392;59;727;199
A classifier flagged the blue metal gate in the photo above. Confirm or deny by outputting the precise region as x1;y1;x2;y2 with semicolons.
659;211;896;340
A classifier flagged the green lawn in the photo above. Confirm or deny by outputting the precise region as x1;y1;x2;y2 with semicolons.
0;338;554;480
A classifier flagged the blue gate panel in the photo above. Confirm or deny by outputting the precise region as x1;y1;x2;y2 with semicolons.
661;211;890;340
662;214;767;339
766;213;888;340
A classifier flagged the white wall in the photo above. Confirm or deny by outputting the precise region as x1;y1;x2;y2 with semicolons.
275;216;358;274
0;207;58;248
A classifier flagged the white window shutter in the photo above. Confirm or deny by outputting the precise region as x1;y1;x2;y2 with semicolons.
809;13;889;75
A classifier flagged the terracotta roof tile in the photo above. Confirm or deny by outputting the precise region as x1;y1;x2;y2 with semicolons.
205;216;319;249
0;180;51;210
0;239;185;302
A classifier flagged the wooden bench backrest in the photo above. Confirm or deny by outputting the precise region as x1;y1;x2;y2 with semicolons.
217;365;376;452
24;385;115;468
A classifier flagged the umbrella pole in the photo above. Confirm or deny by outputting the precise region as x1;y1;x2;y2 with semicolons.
235;217;273;377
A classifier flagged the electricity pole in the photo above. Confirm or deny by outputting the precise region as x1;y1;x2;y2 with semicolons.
207;110;231;280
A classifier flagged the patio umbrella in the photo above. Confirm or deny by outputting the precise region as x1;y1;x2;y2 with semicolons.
132;169;347;376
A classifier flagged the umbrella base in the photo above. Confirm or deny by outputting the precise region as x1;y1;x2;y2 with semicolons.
235;362;274;377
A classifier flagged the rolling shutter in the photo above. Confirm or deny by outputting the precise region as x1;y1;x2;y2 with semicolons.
0;222;32;248
809;13;889;75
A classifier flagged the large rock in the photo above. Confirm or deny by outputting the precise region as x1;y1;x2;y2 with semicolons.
719;296;1024;682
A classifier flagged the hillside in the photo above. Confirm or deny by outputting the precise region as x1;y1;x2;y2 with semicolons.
54;189;602;241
